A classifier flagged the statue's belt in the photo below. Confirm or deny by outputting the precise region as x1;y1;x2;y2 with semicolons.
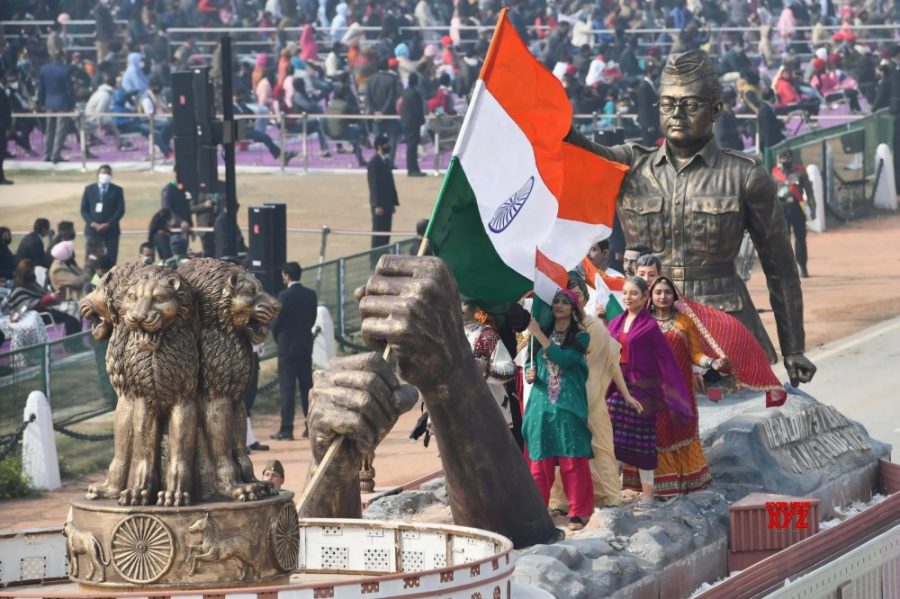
662;264;737;280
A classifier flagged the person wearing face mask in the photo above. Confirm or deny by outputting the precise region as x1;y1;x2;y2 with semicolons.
80;164;125;265
367;134;399;252
138;242;155;265
772;149;814;278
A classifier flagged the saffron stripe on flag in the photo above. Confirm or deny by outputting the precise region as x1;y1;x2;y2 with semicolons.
534;248;570;304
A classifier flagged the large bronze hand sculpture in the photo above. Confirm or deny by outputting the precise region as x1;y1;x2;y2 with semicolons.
302;353;418;518
303;255;558;548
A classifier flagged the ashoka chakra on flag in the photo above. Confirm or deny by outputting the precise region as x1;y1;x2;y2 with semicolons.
488;176;535;233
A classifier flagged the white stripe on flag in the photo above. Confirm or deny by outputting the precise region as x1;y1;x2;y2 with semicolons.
456;81;559;281
539;218;612;272
534;268;562;306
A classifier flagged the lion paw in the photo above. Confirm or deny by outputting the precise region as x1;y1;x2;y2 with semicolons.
157;490;191;507
86;482;121;500
229;482;269;502
118;488;151;506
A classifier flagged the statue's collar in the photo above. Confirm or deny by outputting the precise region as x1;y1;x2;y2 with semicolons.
653;137;720;170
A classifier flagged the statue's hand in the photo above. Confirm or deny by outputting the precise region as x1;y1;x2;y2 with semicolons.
308;353;419;475
784;353;817;387
355;255;470;393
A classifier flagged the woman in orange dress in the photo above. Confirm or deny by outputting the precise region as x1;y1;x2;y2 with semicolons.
623;276;730;497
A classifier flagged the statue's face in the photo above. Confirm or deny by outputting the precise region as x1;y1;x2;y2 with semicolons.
658;81;722;148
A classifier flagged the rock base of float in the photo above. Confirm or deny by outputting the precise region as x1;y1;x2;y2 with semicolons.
66;493;299;589
364;394;890;598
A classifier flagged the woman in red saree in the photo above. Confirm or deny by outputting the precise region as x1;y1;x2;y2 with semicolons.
623;276;730;497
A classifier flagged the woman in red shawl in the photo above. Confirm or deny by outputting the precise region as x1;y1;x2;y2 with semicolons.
623;276;729;498
606;277;694;507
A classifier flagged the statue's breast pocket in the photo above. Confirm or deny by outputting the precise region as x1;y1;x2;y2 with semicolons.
688;195;742;253
618;194;664;251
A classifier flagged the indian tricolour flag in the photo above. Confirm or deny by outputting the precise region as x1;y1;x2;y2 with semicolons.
424;9;628;312
589;272;625;319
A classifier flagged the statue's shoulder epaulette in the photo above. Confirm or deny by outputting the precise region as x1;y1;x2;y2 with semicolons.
722;148;761;166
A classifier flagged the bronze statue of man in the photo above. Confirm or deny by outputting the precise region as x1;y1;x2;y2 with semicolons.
566;50;816;387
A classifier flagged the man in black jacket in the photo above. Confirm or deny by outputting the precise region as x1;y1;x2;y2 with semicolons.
757;88;786;155
37;52;74;164
80;164;125;264
637;65;661;146
367;134;399;250
161;164;192;233
271;262;318;440
366;59;402;168
15;218;52;268
401;72;426;177
0;70;12;185
873;50;900;193
715;87;744;151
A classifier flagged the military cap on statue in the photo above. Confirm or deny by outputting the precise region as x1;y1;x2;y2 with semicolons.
659;50;723;99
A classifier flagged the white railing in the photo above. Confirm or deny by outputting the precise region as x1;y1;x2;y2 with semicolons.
9;108;864;173
762;522;900;598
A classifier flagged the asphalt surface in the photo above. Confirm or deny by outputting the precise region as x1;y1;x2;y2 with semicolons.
798;314;900;458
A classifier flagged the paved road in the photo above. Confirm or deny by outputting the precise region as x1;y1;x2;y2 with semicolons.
799;314;900;458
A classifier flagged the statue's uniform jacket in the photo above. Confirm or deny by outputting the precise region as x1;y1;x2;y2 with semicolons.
566;131;806;362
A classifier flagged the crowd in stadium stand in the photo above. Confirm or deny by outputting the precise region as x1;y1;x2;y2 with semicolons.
1;0;898;169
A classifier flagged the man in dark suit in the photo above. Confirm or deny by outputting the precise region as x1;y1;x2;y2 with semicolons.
367;134;399;250
401;73;426;177
271;262;318;440
37;52;75;164
16;218;52;268
637;65;661;146
366;59;402;168
80;164;125;264
0;70;12;185
872;49;900;193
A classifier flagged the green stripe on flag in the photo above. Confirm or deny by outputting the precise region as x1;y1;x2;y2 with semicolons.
605;296;624;319
426;157;532;311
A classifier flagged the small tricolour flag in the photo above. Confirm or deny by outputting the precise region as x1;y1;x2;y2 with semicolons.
591;272;624;319
424;8;628;313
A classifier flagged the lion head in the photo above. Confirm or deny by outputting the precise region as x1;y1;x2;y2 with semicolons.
222;271;281;343
179;258;281;344
79;262;142;341
120;267;192;352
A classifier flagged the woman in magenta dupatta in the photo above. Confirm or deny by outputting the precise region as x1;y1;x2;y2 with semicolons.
606;277;694;506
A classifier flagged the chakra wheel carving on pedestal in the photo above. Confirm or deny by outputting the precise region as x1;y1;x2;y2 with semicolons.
270;503;300;571
110;514;174;584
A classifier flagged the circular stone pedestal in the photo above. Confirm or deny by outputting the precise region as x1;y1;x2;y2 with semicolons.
67;493;299;589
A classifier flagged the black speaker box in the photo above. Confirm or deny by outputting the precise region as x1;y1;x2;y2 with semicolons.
174;137;219;198
171;71;196;137
171;67;214;143
263;203;287;268
248;205;276;266
197;145;219;194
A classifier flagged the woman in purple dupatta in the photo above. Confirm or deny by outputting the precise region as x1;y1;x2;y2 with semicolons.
606;277;694;506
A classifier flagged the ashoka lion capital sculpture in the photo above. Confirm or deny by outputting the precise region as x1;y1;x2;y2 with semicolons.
71;259;295;589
